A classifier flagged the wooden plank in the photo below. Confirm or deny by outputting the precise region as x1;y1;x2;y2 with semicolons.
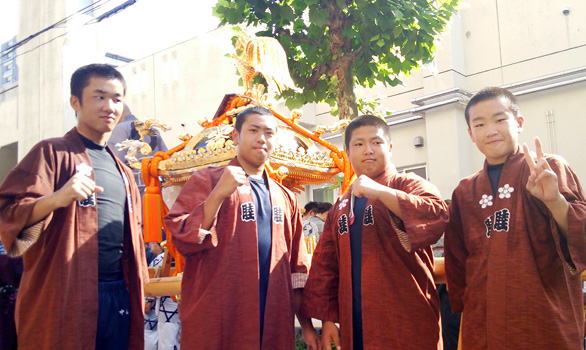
144;276;182;297
142;257;586;297
148;266;176;278
434;257;446;284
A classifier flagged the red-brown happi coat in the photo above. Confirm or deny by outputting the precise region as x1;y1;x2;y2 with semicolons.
445;146;586;349
165;157;310;350
302;167;448;350
0;128;148;349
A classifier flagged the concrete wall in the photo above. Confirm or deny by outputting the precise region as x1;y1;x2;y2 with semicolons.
1;0;586;202
14;0;68;159
117;27;241;145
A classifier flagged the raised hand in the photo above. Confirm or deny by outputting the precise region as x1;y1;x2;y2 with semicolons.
351;174;403;218
26;171;104;226
522;137;562;204
52;172;104;208
212;165;248;200
351;174;386;200
201;166;248;231
522;136;569;236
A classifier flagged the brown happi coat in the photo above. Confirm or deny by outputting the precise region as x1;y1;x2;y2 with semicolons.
302;167;448;350
165;157;310;350
0;128;148;350
445;146;586;349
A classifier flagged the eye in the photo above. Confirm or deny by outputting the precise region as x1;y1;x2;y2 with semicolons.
474;123;483;128
496;118;506;123
354;142;362;147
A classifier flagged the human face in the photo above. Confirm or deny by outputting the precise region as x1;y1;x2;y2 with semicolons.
467;98;524;165
148;242;163;256
70;76;124;144
233;113;277;176
347;125;393;179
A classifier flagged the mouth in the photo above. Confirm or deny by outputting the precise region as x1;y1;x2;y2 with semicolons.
486;140;502;145
101;115;116;122
363;158;376;163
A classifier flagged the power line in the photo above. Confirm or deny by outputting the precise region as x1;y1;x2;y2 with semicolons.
1;0;109;56
1;0;135;59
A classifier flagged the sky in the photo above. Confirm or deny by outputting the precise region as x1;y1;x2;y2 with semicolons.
0;0;18;43
100;0;221;59
0;0;221;59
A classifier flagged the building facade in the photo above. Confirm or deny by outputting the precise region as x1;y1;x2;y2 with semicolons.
0;0;585;203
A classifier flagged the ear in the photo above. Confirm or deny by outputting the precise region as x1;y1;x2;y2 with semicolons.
388;142;393;154
516;115;525;132
468;127;476;143
70;95;80;111
231;128;239;145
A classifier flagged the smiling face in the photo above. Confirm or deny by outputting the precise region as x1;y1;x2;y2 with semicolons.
347;125;393;179
232;113;277;176
70;76;125;145
467;97;524;165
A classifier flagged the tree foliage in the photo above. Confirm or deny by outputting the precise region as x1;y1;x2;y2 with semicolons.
213;0;460;119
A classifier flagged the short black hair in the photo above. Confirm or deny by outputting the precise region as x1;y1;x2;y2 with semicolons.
304;201;319;214
70;63;126;103
465;87;520;126
234;106;274;132
344;115;391;149
314;202;332;214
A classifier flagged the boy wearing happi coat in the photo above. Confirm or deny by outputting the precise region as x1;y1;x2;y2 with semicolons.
165;106;320;350
302;115;448;350
445;87;586;349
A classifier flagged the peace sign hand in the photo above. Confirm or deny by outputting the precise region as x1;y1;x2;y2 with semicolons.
522;136;562;204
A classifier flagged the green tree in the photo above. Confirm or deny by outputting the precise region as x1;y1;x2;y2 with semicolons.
214;0;460;119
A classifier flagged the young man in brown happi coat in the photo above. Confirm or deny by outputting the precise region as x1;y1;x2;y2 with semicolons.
0;64;148;350
302;115;448;350
165;106;320;350
445;87;586;349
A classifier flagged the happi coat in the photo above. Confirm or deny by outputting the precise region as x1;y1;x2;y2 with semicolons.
164;157;310;350
445;145;586;350
302;167;448;350
0;128;148;350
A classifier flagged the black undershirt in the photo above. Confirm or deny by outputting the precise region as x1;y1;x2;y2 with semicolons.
350;196;368;350
248;175;272;333
80;135;127;282
487;163;505;196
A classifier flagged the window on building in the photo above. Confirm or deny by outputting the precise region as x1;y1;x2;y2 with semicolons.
397;164;427;179
0;142;17;184
312;185;335;204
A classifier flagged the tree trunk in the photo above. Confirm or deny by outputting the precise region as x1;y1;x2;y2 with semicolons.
335;61;356;120
327;2;357;120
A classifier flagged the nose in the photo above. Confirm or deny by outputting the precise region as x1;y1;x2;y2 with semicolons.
103;99;116;113
257;132;267;144
486;122;498;135
364;143;374;154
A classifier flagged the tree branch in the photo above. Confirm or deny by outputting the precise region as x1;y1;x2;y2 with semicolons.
308;63;331;88
347;45;365;62
275;28;318;46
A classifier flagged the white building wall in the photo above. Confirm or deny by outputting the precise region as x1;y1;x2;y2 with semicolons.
1;0;585;199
